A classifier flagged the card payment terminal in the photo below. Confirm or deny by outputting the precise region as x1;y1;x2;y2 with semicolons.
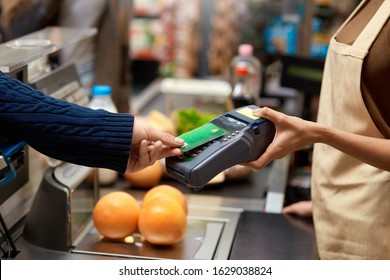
165;105;276;191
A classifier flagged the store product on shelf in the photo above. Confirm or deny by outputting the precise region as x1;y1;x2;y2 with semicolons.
229;44;262;108
230;62;256;108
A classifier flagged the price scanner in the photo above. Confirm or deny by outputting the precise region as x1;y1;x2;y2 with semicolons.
166;105;276;191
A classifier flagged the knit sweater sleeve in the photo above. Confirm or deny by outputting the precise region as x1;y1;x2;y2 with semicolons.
0;71;133;174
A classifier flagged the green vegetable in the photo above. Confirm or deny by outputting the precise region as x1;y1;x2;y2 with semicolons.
176;108;218;135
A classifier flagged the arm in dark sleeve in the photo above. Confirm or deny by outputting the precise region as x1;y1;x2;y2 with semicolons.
0;71;133;173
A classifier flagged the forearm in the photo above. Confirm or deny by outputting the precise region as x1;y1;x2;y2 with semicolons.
0;72;133;173
315;124;390;171
250;107;390;171
24;110;134;173
2;108;134;173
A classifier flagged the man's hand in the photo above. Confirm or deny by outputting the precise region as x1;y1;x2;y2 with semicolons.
126;118;184;172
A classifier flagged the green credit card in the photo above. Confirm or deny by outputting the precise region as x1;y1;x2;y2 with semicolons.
178;123;226;152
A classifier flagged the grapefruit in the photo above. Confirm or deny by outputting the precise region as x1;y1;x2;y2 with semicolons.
93;191;140;239
123;160;163;188
138;196;187;245
142;184;187;213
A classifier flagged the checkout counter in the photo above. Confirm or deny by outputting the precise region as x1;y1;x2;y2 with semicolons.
12;164;318;260
0;28;317;260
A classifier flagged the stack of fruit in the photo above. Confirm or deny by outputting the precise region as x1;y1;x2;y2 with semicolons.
92;185;187;245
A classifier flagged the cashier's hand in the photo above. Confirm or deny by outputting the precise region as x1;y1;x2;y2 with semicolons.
126;118;184;173
245;107;317;170
282;201;313;218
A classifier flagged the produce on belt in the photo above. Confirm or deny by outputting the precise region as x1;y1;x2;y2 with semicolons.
93;191;140;240
174;108;218;135
142;184;187;214
138;185;187;245
87;168;118;186
138;196;187;245
224;165;253;181
146;109;176;135
207;172;225;185
123;160;163;188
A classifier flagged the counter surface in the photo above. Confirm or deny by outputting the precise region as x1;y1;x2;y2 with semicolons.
5;143;317;260
11;209;318;260
230;211;318;260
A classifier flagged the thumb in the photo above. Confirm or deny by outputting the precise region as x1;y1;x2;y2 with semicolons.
252;107;280;123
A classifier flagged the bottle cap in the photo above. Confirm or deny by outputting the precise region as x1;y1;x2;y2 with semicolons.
238;44;253;56
92;85;112;96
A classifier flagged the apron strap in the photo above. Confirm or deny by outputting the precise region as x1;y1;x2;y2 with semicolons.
353;0;390;50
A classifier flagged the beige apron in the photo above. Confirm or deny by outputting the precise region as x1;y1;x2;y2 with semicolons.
312;0;390;259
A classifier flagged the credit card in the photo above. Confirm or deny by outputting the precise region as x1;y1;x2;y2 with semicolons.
178;123;226;152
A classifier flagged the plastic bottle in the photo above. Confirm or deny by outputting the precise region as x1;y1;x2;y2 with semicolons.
229;44;262;108
89;85;118;185
89;85;118;113
230;62;255;108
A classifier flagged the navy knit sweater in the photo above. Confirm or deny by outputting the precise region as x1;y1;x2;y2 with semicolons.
0;71;133;173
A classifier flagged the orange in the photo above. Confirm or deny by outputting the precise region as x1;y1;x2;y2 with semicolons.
138;196;187;245
142;184;187;214
93;191;140;240
123;160;163;188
